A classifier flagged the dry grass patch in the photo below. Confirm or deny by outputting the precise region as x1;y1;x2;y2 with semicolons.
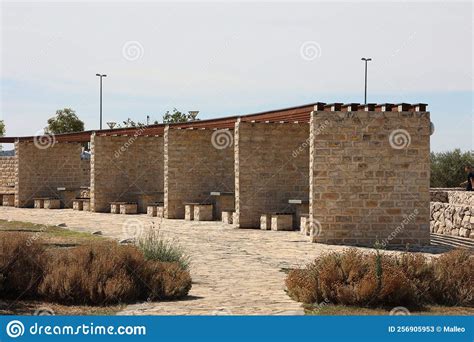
286;249;473;309
0;232;192;306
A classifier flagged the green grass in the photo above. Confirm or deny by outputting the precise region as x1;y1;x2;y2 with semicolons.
0;219;101;245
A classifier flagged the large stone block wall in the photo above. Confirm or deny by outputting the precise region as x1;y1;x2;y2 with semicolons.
430;202;473;238
234;122;310;228
430;190;474;239
309;110;431;246
15;141;90;207
0;156;17;193
164;127;234;219
90;134;164;212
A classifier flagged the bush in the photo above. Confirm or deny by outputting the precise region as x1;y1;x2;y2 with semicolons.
0;233;192;305
0;233;45;298
431;249;474;306
286;249;473;308
137;228;190;270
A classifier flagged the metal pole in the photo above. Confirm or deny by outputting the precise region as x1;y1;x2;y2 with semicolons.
364;60;368;104
99;77;103;130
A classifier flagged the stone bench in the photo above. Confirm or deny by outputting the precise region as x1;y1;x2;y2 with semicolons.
110;202;127;214
221;210;234;224
260;212;294;231
271;213;294;231
120;202;138;215
1;193;15;207
33;197;61;209
73;198;91;211
184;202;213;221
147;202;164;218
194;203;213;221
184;203;199;221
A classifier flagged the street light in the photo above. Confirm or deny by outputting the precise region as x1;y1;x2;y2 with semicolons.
361;58;372;104
96;73;107;130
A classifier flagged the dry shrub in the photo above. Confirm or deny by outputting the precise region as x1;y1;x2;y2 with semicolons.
431;249;474;306
142;261;192;300
38;242;192;305
285;268;319;304
286;248;473;308
0;233;45;298
38;242;144;305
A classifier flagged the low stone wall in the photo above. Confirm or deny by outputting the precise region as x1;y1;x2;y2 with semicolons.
448;191;474;206
430;202;473;238
430;189;474;239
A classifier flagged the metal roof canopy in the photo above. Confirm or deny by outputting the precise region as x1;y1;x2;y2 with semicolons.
0;102;427;144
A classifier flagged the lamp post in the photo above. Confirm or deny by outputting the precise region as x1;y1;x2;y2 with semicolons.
361;58;372;104
96;74;107;130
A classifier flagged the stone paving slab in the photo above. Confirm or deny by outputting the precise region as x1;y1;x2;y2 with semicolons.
0;207;441;315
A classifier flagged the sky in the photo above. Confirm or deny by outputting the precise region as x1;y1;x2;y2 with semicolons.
0;1;472;152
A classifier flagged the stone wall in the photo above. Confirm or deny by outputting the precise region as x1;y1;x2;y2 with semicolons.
15;141;90;207
234;122;309;228
164;127;234;219
430;202;473;238
309;110;431;246
430;190;474;239
0;156;16;193
447;191;474;206
91;134;164;212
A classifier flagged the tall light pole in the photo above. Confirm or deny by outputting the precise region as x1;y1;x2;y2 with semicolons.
96;74;107;130
361;58;372;104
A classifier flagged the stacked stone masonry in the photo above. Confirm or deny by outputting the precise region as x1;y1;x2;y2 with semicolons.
90;134;164;212
309;110;431;246
3;103;433;247
0;156;16;193
164;128;234;219
234;122;309;228
430;190;474;239
15;141;90;207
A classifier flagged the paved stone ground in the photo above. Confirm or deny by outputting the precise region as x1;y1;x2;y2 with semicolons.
0;207;452;315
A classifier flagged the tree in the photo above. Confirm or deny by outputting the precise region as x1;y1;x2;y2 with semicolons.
47;108;85;134
0;120;4;151
162;108;199;124
430;149;474;188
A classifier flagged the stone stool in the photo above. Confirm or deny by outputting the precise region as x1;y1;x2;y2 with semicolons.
300;214;310;236
260;214;271;230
